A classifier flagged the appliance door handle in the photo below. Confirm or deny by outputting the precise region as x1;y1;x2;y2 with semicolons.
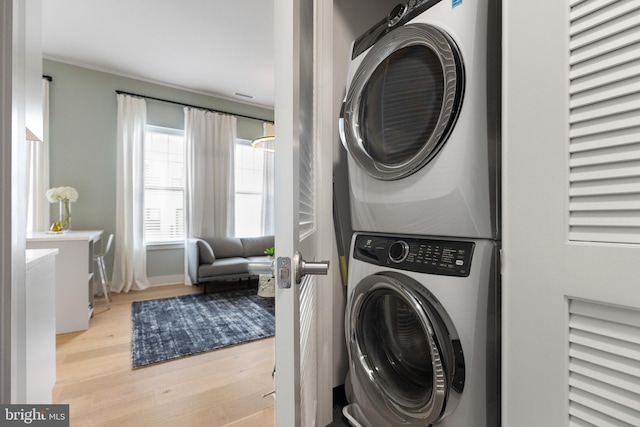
407;291;448;423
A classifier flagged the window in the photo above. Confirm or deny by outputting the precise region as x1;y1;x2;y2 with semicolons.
235;139;265;237
144;126;185;244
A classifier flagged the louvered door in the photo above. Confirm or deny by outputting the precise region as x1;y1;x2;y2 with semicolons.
503;0;640;425
568;299;640;425
569;0;640;244
273;0;334;425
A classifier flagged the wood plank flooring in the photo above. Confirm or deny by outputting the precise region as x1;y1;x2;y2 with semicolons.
53;284;275;426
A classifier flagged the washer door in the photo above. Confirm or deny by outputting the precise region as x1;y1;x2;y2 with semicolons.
341;23;464;181
347;272;464;425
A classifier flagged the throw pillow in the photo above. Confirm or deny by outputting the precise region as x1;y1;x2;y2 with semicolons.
197;240;216;264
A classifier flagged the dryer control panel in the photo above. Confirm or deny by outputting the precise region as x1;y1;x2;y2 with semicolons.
354;234;474;277
351;0;443;58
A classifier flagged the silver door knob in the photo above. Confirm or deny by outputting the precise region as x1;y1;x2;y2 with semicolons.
294;251;330;284
248;259;276;276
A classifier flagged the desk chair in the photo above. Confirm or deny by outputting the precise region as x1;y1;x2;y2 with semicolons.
94;233;114;309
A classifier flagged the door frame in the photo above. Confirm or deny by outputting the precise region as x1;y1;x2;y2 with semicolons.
314;0;336;424
1;0;29;404
0;0;16;403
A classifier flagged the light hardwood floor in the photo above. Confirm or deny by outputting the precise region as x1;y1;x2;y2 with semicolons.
53;284;275;427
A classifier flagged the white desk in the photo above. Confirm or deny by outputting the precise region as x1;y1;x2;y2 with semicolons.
27;230;103;334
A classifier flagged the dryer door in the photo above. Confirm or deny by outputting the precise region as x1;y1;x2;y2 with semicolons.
347;272;464;425
341;23;464;181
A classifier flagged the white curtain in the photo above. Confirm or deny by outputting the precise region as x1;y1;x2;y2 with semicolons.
261;122;275;236
184;108;236;284
112;94;149;293
26;79;51;233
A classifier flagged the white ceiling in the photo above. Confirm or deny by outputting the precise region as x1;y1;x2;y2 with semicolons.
42;0;275;108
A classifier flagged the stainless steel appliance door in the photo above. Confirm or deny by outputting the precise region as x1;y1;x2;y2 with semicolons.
341;24;464;181
347;272;464;425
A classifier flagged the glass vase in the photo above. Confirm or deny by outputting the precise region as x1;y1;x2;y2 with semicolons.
59;199;71;231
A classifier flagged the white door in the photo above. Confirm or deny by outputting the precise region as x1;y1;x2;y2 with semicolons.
503;0;640;425
273;0;334;425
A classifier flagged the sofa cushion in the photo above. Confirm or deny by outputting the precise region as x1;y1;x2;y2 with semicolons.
197;240;216;264
241;235;275;257
204;237;244;259
198;257;249;278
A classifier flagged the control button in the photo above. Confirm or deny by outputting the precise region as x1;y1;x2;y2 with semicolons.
388;4;407;27
389;240;410;263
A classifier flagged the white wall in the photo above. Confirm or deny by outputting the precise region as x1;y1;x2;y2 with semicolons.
25;0;42;140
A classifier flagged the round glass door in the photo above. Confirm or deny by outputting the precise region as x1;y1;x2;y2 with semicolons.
347;273;464;425
342;24;464;180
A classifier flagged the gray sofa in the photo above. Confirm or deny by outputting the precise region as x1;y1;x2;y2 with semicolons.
187;235;274;291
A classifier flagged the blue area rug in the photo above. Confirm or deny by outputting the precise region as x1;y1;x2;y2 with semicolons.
131;289;275;369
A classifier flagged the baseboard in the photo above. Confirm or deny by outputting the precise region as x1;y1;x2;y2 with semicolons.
147;275;187;287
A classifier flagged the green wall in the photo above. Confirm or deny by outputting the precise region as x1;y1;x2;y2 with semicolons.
43;59;274;282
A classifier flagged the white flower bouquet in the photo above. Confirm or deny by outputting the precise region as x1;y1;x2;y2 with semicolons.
46;186;79;203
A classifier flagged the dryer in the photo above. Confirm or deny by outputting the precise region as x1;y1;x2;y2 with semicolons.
339;0;500;239
343;232;500;426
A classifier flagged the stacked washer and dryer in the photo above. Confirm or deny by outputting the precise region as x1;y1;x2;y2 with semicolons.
339;0;500;426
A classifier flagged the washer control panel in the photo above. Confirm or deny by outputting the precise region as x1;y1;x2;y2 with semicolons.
354;234;474;277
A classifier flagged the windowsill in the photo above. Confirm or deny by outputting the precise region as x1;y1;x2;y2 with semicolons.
146;242;184;250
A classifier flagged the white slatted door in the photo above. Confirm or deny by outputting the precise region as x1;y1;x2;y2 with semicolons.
503;0;640;425
569;0;640;244
274;0;333;426
568;300;640;425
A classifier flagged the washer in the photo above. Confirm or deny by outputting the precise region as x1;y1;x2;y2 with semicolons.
339;0;500;239
343;232;500;426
